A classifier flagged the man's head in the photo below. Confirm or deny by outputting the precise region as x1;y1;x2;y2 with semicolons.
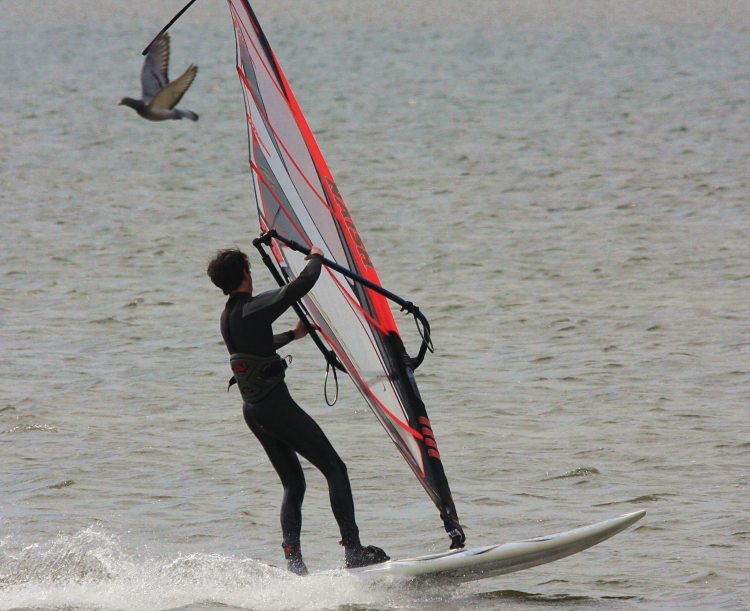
207;248;251;295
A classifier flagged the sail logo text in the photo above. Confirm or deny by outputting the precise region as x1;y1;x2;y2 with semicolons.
325;177;373;270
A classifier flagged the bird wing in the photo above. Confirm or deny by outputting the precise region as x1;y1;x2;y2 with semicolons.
150;64;198;110
141;33;171;101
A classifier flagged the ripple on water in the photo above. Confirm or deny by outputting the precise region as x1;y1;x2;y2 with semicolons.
542;467;601;481
1;423;58;434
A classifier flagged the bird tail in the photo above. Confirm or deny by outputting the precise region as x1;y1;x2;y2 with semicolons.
178;110;199;121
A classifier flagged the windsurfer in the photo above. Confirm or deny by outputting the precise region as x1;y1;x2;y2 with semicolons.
207;247;389;575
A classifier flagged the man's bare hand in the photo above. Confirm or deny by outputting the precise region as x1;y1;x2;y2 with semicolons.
306;246;324;259
292;319;309;340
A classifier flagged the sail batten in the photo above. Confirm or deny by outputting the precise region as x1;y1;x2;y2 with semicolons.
228;0;463;545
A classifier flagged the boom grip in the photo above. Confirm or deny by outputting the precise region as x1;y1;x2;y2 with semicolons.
259;229;434;368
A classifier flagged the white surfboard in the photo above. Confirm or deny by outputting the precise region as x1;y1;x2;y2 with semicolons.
349;510;645;583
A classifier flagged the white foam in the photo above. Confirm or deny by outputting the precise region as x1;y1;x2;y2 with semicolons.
0;527;417;610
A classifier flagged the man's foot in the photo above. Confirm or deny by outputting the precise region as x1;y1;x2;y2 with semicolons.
344;544;390;568
282;543;308;576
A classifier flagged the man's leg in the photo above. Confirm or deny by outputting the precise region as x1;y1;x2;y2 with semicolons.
252;385;361;546
286;408;390;567
243;401;308;574
247;384;388;567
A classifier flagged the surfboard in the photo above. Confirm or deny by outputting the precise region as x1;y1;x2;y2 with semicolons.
348;510;645;583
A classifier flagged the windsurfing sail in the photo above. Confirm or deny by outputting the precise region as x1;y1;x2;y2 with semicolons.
227;0;464;547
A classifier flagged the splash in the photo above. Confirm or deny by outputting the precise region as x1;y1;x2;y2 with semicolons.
0;526;438;610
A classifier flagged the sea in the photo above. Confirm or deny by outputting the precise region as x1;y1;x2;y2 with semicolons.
1;1;748;609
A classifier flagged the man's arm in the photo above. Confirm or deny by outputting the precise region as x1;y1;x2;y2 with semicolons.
282;250;323;303
273;330;295;350
272;319;311;349
255;247;325;325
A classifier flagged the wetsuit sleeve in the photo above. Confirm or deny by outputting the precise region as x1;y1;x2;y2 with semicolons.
257;255;324;324
273;330;295;349
283;255;323;302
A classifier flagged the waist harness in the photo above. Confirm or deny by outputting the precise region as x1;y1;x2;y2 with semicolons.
227;352;287;403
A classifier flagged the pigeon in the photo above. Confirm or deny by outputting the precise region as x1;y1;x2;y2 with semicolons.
120;33;199;121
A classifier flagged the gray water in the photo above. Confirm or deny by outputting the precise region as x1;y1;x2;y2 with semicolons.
1;1;748;609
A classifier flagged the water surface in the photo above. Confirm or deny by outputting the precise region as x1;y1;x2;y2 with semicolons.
1;1;748;609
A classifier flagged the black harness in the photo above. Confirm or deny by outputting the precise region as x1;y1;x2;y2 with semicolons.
227;352;287;403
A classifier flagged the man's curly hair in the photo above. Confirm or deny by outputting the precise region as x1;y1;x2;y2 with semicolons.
207;248;250;295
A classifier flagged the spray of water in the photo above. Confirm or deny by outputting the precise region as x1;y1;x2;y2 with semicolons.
0;526;450;610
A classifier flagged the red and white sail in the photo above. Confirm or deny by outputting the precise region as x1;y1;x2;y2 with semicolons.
227;0;462;540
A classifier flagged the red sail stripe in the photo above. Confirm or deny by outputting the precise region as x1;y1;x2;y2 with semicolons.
237;29;394;333
229;4;287;102
250;158;311;247
251;159;391;336
248;113;272;159
236;63;335;217
241;16;398;335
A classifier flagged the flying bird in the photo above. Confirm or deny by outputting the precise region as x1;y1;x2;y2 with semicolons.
120;33;199;121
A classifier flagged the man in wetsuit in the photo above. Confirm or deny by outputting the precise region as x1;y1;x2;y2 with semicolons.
207;247;388;575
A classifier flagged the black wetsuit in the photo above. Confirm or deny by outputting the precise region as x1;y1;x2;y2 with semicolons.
220;255;360;549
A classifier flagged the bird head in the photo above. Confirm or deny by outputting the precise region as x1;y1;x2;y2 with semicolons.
119;97;138;109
